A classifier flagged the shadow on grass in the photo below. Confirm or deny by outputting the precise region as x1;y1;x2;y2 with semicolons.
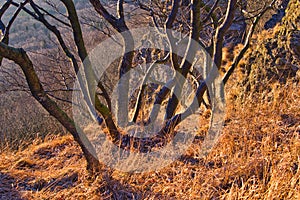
0;172;24;200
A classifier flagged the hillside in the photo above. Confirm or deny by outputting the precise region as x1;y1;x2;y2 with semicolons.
0;0;299;199
0;80;299;199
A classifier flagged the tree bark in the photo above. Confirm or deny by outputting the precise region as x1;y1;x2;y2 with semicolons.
0;42;101;175
164;0;202;120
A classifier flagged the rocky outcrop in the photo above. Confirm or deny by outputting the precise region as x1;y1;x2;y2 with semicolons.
264;0;290;29
288;30;300;58
231;0;300;101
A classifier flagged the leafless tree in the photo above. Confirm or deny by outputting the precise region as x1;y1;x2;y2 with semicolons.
0;0;277;196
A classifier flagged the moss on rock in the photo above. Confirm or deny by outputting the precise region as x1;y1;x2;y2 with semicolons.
231;0;300;102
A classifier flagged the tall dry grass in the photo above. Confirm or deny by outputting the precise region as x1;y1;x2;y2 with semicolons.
0;79;299;199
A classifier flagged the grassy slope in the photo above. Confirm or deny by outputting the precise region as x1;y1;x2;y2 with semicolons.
0;80;299;199
1;1;300;199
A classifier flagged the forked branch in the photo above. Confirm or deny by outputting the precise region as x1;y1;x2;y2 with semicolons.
0;42;102;175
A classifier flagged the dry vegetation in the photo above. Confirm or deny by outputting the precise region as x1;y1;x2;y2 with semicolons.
0;78;299;199
1;0;300;199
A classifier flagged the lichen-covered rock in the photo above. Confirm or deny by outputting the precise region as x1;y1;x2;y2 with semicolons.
287;30;300;58
282;0;300;30
264;0;290;29
231;0;300;102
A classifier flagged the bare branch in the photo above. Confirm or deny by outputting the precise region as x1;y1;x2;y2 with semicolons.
150;9;165;35
159;0;277;138
165;0;180;70
10;1;39;20
28;0;109;126
89;0;118;26
213;0;237;69
0;42;102;173
0;0;13;63
80;14;122;46
97;81;112;111
131;53;170;123
29;0;79;71
29;1;71;27
89;0;135;128
1;0;29;64
7;1;27;32
223;0;277;84
61;0;88;61
43;0;68;18
165;0;180;29
61;0;114;127
47;92;74;105
117;0;124;19
0;0;12;17
165;0;202;120
202;0;220;24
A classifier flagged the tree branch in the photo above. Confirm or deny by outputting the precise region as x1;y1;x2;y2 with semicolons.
223;0;277;84
0;0;13;63
213;0;237;69
90;0;136;128
61;0;112;126
89;0;118;27
30;1;71;27
165;0;180;71
131;53;170;123
0;42;102;174
202;0;220;24
159;0;277;139
165;0;202;120
117;0;124;19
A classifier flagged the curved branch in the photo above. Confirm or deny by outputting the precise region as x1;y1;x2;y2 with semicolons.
1;0;29;64
0;0;12;17
202;0;220;24
28;0;109;126
0;42;101;174
61;0;112;126
131;53;170;123
161;0;277;137
0;0;13;63
223;0;277;84
165;0;180;71
165;0;202;120
213;0;237;69
90;0;135;128
117;0;124;19
31;1;71;27
61;0;88;61
89;0;118;27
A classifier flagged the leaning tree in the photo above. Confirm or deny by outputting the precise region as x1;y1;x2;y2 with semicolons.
0;0;276;181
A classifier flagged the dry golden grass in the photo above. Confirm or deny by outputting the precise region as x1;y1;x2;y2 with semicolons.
0;79;299;199
1;2;299;197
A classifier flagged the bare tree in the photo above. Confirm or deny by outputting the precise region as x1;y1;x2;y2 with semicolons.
0;0;277;192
